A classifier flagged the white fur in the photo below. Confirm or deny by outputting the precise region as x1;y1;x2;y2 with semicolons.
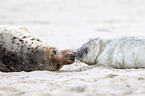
79;36;145;68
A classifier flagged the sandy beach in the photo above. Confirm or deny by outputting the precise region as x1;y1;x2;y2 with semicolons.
1;0;145;96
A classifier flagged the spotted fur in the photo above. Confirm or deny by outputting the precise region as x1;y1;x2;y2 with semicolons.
0;26;75;72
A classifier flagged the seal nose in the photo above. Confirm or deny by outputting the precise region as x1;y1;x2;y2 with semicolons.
70;54;75;61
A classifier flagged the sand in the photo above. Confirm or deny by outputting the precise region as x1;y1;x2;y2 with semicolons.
0;0;145;96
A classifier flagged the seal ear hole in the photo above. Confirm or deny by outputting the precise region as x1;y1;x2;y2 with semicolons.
52;50;57;55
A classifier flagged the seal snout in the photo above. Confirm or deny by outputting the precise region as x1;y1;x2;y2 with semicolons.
75;47;88;60
69;53;76;61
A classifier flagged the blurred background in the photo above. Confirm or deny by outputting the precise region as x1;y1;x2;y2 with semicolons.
1;0;145;96
1;0;145;50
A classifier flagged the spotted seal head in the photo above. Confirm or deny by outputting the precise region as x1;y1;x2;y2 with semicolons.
76;38;101;65
0;26;75;72
43;47;75;71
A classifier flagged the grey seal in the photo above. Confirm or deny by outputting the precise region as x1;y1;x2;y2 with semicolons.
76;36;145;68
0;26;75;72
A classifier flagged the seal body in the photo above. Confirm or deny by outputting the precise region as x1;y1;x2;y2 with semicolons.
0;26;75;72
76;36;145;68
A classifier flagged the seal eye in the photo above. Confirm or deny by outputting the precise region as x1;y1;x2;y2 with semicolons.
84;47;88;54
52;50;57;55
57;64;60;69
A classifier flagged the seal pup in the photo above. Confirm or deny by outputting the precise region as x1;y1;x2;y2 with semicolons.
76;36;145;68
0;26;75;72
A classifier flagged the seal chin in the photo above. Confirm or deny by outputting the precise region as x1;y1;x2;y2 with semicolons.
49;64;62;71
68;59;75;64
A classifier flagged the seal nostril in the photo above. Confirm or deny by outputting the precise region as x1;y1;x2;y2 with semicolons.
70;54;75;61
70;54;75;58
73;52;77;55
73;52;78;57
52;50;57;55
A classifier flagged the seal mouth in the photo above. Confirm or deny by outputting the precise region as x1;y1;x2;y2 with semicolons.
70;58;75;61
69;53;77;62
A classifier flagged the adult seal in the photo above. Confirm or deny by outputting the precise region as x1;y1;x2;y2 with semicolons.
0;26;75;72
76;36;145;68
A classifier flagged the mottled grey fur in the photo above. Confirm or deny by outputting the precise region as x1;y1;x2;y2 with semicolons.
0;26;75;72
